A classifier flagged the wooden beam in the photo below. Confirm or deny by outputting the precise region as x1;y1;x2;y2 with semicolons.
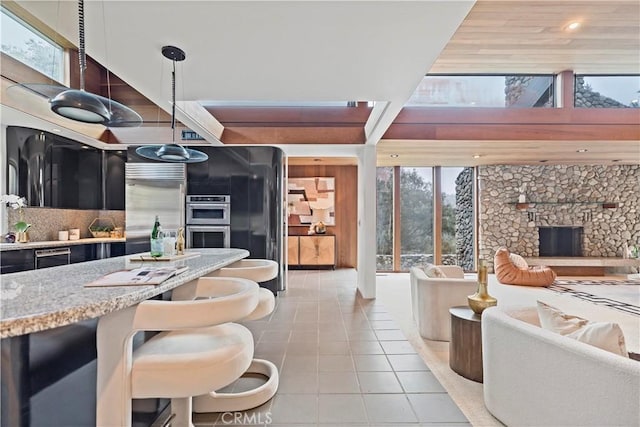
433;167;442;265
393;166;401;272
559;70;575;109
221;126;366;144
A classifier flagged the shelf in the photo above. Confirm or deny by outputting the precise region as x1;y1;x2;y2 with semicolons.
510;201;618;210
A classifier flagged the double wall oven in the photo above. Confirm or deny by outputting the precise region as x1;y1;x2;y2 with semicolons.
186;195;231;248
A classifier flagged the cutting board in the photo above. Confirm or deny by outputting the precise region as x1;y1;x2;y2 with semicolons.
129;252;200;262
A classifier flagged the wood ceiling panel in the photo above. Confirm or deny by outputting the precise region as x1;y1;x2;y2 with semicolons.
377;139;640;167
431;0;640;74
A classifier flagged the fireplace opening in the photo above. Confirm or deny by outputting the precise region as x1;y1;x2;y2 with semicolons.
539;226;583;257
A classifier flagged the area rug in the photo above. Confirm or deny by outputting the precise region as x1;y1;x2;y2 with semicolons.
549;279;640;316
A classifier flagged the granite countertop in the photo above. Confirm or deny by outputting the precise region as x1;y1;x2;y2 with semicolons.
0;248;249;338
0;238;127;252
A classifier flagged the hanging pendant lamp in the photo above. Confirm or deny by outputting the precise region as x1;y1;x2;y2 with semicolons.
135;46;208;163
49;0;142;126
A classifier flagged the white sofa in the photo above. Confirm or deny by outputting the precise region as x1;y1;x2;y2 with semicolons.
409;266;478;341
482;306;640;427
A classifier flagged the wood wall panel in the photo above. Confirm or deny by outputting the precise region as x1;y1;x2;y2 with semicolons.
288;165;358;268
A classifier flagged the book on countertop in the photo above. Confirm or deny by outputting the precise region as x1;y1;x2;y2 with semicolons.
85;266;189;287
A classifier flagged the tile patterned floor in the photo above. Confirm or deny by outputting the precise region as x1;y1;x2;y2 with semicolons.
192;269;470;426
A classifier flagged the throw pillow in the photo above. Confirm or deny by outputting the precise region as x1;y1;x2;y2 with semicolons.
536;301;628;357
424;264;446;278
509;253;529;269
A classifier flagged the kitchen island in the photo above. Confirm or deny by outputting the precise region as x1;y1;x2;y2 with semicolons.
0;248;249;427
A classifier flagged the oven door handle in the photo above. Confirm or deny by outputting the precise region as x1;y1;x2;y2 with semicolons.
187;203;229;209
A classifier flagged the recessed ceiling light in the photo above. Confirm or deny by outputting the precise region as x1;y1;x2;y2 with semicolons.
390;154;399;158
566;21;581;31
473;154;482;159
576;148;588;153
51;128;62;133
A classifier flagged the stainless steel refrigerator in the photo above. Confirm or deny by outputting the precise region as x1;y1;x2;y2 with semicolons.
125;163;186;254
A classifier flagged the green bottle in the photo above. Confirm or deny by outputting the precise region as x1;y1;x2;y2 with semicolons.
150;215;163;257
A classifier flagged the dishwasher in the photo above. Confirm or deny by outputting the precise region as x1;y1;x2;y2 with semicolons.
34;248;71;269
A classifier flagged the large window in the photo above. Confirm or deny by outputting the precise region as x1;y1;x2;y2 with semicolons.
376;167;476;272
1;7;64;83
575;75;640;108
406;75;555;108
400;167;433;270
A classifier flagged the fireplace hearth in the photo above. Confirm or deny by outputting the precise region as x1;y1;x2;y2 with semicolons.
539;226;583;257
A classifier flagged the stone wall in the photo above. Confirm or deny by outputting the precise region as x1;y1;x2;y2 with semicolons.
478;165;640;270
505;75;633;108
574;77;629;108
455;167;475;271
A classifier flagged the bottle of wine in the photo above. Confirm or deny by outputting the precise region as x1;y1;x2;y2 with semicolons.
150;215;164;257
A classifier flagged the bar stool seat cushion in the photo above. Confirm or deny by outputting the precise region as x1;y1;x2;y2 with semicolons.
213;259;279;283
131;323;253;399
244;288;276;321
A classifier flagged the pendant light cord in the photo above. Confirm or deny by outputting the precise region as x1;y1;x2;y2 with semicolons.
77;0;86;91
171;58;176;142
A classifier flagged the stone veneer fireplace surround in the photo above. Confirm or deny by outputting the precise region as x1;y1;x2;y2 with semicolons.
477;165;640;269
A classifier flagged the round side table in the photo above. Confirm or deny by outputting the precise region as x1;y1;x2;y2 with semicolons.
449;306;483;383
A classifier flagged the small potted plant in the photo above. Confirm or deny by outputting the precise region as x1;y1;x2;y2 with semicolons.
89;218;116;238
1;194;30;242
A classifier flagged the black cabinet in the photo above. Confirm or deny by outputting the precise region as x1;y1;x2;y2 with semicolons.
0;249;34;274
5;127;125;211
105;151;126;210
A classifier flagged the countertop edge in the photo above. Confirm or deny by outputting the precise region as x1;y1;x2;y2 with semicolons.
0;238;127;252
0;249;249;338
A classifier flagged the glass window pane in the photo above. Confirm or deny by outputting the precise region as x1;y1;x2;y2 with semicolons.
406;75;554;108
376;167;393;270
440;167;475;271
575;75;640;108
400;167;433;271
1;7;64;83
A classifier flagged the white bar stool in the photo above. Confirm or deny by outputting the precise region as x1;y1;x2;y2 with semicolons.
192;259;279;413
96;277;260;427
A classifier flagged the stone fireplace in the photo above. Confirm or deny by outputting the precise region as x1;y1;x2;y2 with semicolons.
539;226;583;257
477;164;640;268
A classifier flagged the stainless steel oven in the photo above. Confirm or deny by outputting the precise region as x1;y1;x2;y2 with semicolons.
34;247;71;269
186;225;231;249
186;195;231;225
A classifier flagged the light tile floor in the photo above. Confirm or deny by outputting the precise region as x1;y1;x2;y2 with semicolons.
192;269;470;427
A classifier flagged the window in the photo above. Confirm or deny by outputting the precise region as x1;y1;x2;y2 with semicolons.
406;75;555;108
376;166;476;272
440;167;474;270
1;7;64;83
400;167;434;270
575;75;640;108
376;167;394;270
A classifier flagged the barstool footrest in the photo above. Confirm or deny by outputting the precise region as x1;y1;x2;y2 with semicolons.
192;359;279;413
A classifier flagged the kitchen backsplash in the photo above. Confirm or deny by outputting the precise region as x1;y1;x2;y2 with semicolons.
7;208;125;242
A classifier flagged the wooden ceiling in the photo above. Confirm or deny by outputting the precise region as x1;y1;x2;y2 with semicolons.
431;0;640;74
377;139;640;167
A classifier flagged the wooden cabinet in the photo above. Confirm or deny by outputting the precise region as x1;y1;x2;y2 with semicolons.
287;235;336;268
287;236;300;265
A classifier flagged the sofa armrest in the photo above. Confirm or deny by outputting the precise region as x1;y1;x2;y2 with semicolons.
482;307;640;427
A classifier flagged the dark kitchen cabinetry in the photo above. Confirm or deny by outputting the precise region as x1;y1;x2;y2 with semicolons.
5;127;125;210
0;249;35;273
104;150;126;210
186;146;285;293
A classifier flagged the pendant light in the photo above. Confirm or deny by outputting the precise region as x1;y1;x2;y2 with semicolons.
48;0;142;127
135;46;208;163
